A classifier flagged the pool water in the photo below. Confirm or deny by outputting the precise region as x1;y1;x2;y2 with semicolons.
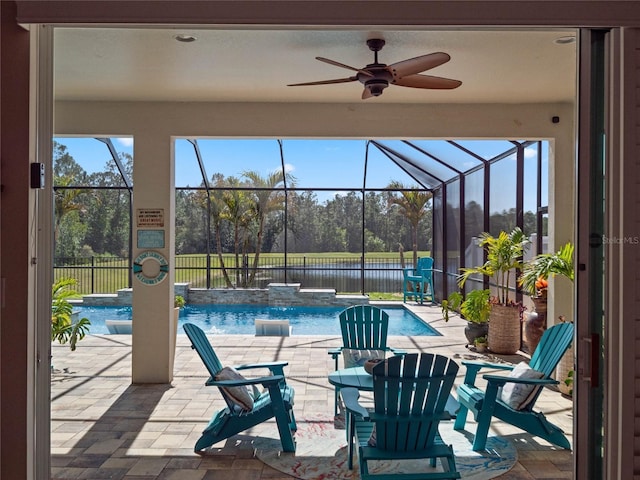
73;304;440;336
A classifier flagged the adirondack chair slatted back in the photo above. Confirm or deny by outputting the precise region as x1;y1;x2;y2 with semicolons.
417;256;434;276
340;305;389;350
371;353;459;452
529;321;574;376
519;321;574;411
184;323;224;379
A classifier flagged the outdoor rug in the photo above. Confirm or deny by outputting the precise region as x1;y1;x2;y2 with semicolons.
253;415;517;480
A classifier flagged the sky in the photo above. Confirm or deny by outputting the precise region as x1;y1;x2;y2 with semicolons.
54;137;546;208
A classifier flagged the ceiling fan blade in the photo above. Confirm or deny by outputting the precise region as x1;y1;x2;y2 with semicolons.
389;52;451;78
287;76;357;87
316;57;374;77
394;74;462;90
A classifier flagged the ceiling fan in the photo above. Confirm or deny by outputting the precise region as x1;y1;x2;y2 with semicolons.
287;38;462;99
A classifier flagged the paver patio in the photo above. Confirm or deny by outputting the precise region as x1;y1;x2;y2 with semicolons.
51;304;573;479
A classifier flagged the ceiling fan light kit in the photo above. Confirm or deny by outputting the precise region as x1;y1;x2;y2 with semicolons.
288;38;462;99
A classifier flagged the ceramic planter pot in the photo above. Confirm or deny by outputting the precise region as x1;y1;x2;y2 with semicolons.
464;321;489;345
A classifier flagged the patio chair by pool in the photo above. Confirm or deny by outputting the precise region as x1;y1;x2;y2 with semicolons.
403;256;435;304
328;305;407;414
341;353;461;480
453;321;574;451
183;323;297;453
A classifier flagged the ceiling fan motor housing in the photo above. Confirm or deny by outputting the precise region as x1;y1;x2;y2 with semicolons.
358;65;392;96
365;79;389;96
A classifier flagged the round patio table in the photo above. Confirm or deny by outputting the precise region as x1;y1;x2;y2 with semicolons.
328;366;374;391
328;366;460;418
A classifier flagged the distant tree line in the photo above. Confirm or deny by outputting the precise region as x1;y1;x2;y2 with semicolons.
53;141;544;284
53;142;433;264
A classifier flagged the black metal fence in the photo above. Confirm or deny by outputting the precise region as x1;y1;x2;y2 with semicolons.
54;255;429;296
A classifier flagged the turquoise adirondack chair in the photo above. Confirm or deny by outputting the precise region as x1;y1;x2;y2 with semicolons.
403;256;435;304
183;323;297;453
328;305;407;414
453;321;574;451
341;353;461;480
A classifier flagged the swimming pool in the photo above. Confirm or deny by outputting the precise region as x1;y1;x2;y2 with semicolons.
73;304;440;336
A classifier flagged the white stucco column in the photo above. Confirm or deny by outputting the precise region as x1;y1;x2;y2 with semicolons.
131;133;176;383
548;120;576;326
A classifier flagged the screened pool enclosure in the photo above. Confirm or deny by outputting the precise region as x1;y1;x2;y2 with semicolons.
53;137;548;300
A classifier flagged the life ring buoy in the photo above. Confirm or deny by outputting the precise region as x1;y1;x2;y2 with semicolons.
133;250;169;285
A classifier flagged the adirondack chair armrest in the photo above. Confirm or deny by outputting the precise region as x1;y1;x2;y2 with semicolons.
482;373;559;387
234;361;288;376
206;374;285;388
389;347;407;356
328;347;343;370
340;387;370;420
461;360;514;385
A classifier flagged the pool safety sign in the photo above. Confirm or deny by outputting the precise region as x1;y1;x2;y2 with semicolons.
136;208;164;227
133;250;169;285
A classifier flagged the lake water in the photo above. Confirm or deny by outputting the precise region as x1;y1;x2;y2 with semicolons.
73;304;440;336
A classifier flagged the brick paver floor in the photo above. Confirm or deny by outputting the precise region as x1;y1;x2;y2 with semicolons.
51;303;573;479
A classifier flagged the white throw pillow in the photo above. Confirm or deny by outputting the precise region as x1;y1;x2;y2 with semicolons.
215;366;256;411
499;361;545;410
342;348;386;368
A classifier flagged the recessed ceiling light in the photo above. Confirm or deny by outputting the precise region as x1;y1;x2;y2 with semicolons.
174;34;197;43
554;36;576;45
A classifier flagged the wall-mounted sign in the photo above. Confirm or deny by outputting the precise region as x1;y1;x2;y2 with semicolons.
137;229;165;249
136;208;164;227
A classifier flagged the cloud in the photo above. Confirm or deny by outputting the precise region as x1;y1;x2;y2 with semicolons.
116;137;134;147
284;163;295;173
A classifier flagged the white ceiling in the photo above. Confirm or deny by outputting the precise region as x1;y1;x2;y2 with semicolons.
53;27;578;105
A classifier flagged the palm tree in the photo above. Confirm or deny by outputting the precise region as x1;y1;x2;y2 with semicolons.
221;177;254;286
242;169;295;285
192;176;235;288
386;181;432;266
53;175;87;244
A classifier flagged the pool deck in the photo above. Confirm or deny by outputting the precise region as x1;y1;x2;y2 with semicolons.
51;303;573;479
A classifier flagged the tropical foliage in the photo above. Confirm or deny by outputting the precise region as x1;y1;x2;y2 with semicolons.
174;295;185;308
441;289;491;324
519;242;574;296
53;142;432;282
386;181;432;265
458;227;530;305
51;278;91;351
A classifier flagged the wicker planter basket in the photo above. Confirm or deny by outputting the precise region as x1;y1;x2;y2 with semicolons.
488;304;521;354
557;343;574;395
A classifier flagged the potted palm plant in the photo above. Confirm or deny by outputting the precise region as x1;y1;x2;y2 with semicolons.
520;242;574;391
458;227;530;354
519;242;574;296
